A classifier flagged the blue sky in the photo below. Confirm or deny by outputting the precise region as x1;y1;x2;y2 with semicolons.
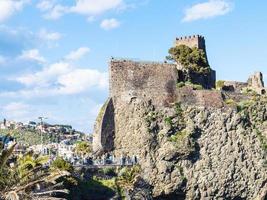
0;0;266;133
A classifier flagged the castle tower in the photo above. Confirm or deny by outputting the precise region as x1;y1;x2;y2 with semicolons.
174;35;215;88
175;35;206;52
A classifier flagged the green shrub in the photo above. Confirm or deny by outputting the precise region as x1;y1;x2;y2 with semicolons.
116;165;141;190
216;80;225;90
177;81;203;90
241;87;258;96
176;82;185;88
95;177;117;191
51;157;73;172
175;102;183;116
164;117;173;126
169;130;188;143
224;99;236;106
237;100;254;112
192;84;203;90
70;178;116;199
102;167;117;176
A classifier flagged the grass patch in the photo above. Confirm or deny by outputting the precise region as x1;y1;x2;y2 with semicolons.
164;117;173;127
169;130;188;143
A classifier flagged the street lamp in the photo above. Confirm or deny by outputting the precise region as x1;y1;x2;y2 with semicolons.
38;117;47;155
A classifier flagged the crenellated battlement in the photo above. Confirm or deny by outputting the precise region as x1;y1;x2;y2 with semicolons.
175;34;206;51
175;34;204;41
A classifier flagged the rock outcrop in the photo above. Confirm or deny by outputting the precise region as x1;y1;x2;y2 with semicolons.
111;95;267;199
92;35;267;199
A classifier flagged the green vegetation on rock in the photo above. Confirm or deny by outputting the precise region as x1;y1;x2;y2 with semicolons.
216;80;225;90
169;130;188;143
176;81;203;90
224;98;236;106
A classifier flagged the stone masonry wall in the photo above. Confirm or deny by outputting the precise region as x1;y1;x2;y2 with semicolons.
175;35;206;52
110;59;178;107
224;81;248;93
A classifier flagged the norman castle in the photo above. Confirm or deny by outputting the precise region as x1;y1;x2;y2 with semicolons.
93;35;266;154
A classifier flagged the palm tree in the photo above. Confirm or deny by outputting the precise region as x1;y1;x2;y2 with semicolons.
0;142;16;170
74;141;92;158
17;153;49;183
0;135;70;200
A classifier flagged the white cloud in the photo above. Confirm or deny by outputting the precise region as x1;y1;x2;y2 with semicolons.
38;28;62;41
65;47;90;61
18;49;46;63
38;0;125;20
43;4;69;20
0;55;6;65
70;0;123;16
0;0;29;22
15;62;72;87
12;59;108;96
182;0;232;22
57;69;108;94
36;0;55;11
100;18;120;30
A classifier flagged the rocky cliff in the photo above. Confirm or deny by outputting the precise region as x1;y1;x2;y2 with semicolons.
111;94;267;199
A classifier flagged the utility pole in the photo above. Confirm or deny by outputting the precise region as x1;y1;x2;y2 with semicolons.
38;117;47;155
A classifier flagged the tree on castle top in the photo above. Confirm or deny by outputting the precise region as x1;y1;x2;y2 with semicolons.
166;45;210;74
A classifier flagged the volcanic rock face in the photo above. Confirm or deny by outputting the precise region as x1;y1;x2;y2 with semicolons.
112;97;267;199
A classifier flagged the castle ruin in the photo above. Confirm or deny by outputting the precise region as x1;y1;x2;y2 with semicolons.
93;35;266;154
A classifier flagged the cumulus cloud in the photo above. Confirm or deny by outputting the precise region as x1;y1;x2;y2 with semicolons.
182;0;233;22
38;28;62;41
15;62;71;87
36;0;56;11
70;0;123;16
57;69;108;94
37;0;124;20
100;18;121;30
43;4;69;20
18;49;46;63
65;47;90;61
12;58;107;96
0;0;29;22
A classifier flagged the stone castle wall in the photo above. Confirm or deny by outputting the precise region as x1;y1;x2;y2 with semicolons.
223;81;248;93
222;72;266;95
109;59;178;107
